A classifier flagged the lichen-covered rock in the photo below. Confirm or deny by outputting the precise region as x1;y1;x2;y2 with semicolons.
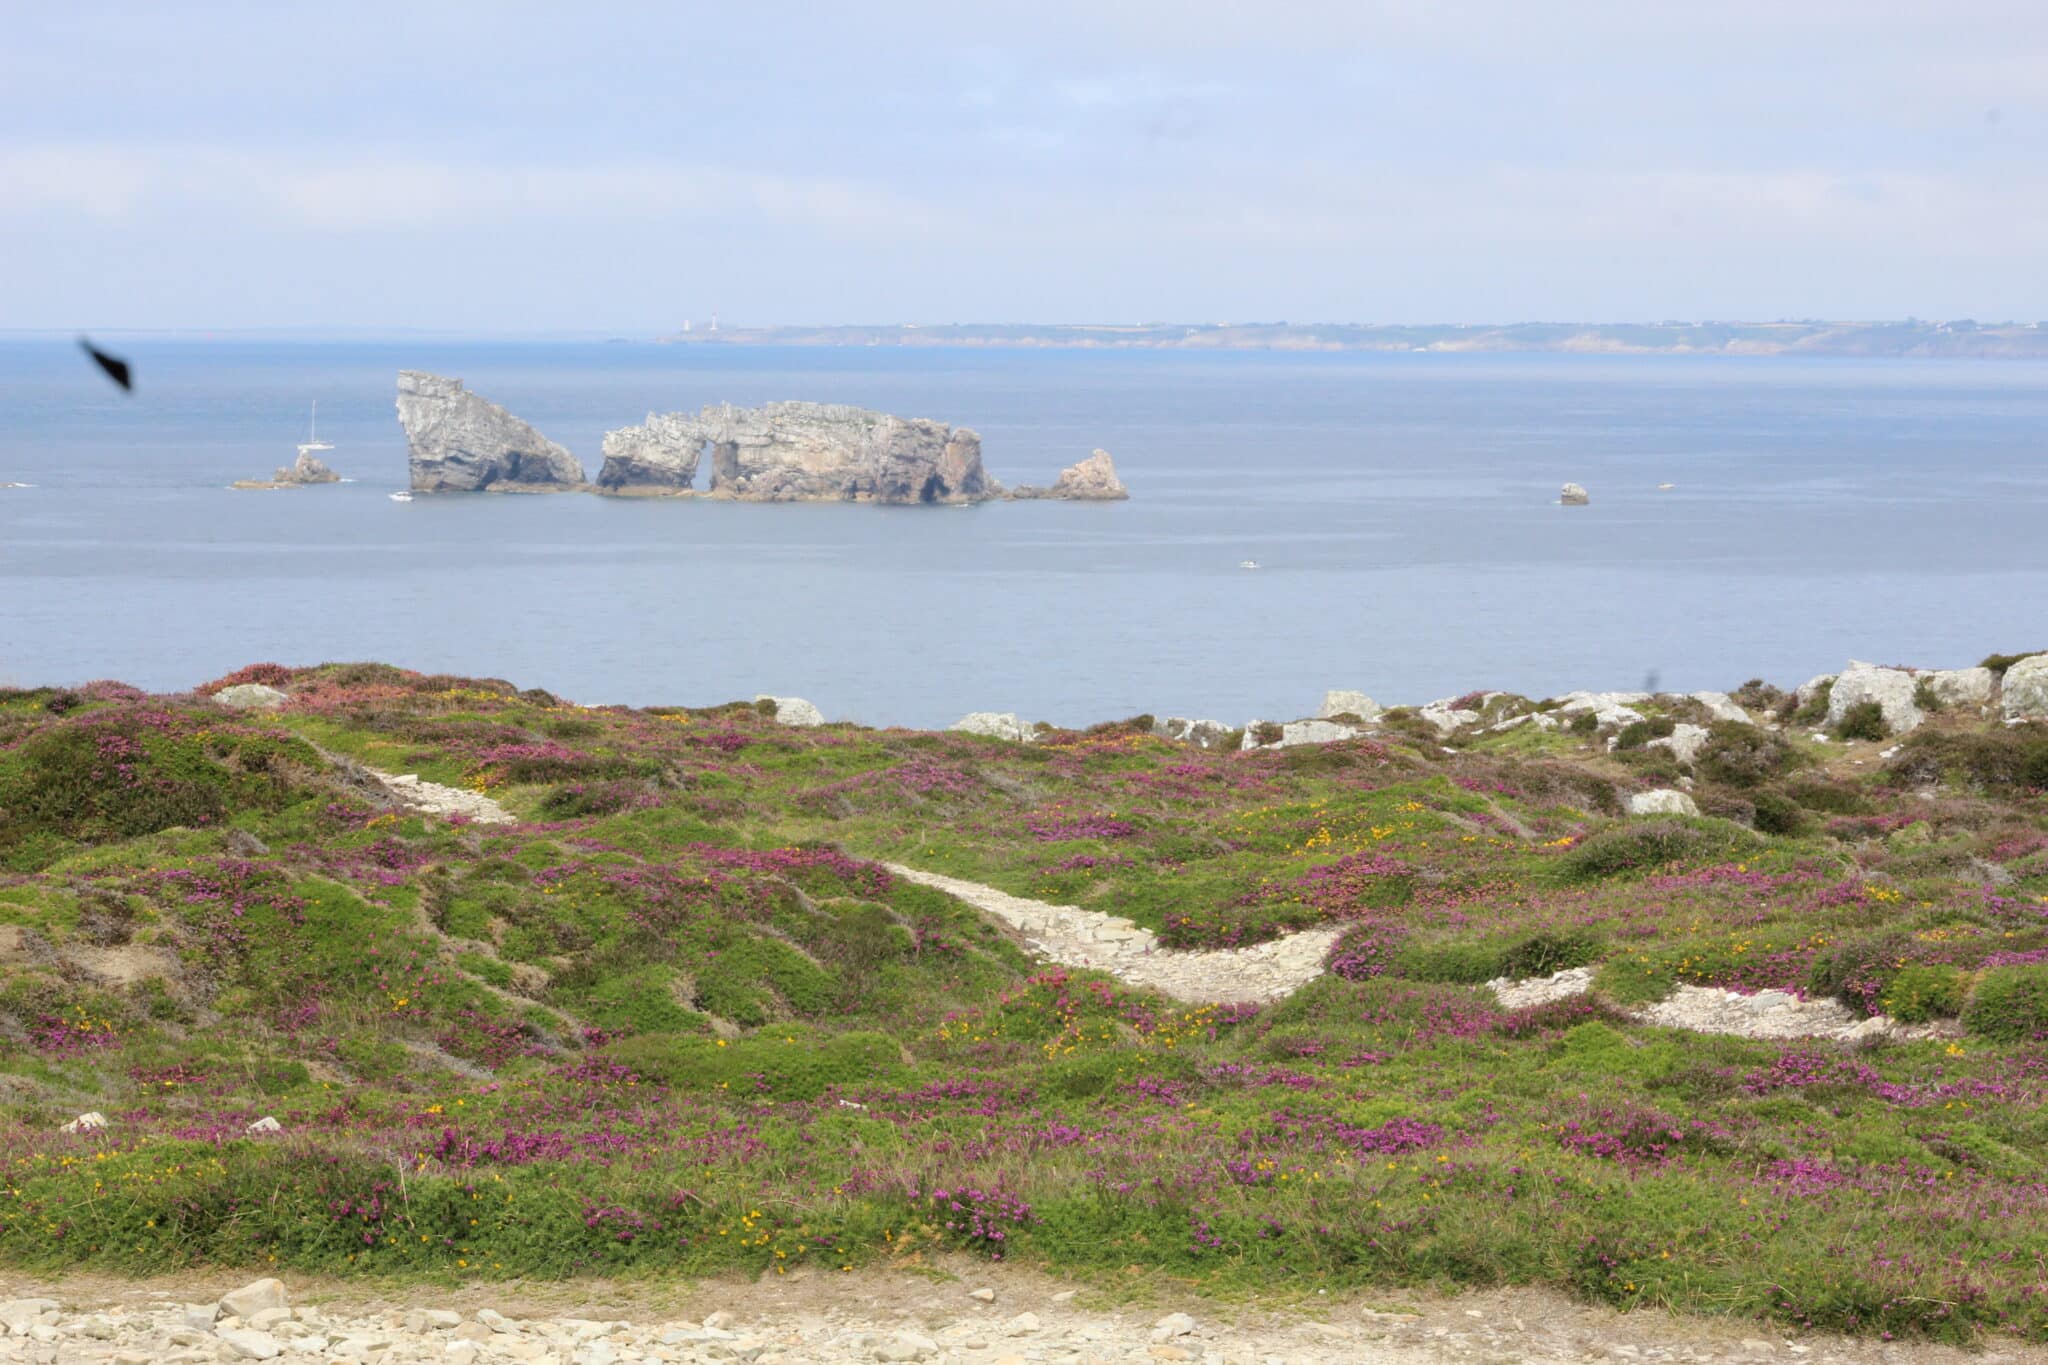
1794;673;1836;709
1318;689;1382;720
597;402;996;504
1924;666;1995;710
1559;482;1590;505
1826;662;1923;735
951;712;1033;742
2002;654;2048;720
397;371;585;492
1153;717;1233;749
755;695;824;727
212;683;289;711
1011;449;1129;501
1627;789;1699;817
1241;718;1364;750
1689;691;1751;724
596;413;704;491
1646;722;1709;764
1417;704;1481;735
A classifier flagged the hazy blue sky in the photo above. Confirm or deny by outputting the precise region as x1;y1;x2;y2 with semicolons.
5;2;2046;331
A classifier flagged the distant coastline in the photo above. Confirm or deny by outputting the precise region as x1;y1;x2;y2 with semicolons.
654;319;2048;358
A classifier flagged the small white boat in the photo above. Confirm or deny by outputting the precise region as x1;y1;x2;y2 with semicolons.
299;401;334;460
389;491;413;503
1239;559;1261;570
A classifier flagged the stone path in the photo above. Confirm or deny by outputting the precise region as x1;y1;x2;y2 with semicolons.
2;1271;2038;1365
883;866;1341;1005
890;870;1941;1043
375;772;515;825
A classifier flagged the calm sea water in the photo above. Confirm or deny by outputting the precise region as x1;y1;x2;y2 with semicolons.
2;340;2045;727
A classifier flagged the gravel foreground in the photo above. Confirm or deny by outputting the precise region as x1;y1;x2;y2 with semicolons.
2;1268;2044;1365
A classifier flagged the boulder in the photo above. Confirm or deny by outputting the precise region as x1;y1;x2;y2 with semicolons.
1240;718;1365;750
1825;662;1923;735
1924;666;1994;710
1010;449;1129;500
754;695;825;727
60;1111;107;1133
1417;704;1481;735
246;1115;282;1134
1646;722;1709;764
1318;689;1382;720
951;712;1033;743
2001;654;2048;721
217;1280;288;1321
217;1328;282;1361
396;371;586;492
213;683;289;711
1794;674;1836;709
1556;691;1651;728
1688;691;1751;724
1152;717;1233;749
598;401;997;504
1559;482;1590;505
1627;789;1699;817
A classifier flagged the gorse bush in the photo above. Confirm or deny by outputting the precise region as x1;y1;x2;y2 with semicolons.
1979;649;2044;675
1887;729;2048;793
1557;820;1713;880
1695;724;1799;788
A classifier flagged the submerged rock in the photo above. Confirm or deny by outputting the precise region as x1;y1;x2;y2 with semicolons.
397;371;586;492
1010;448;1129;500
596;401;996;503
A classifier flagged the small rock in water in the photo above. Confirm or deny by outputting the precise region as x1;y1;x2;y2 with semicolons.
1559;481;1590;505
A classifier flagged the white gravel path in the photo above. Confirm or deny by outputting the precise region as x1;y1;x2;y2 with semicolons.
884;865;1341;1005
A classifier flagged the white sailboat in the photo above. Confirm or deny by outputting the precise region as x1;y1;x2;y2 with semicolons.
298;401;334;460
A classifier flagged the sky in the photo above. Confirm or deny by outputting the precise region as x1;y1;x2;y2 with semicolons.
4;1;2047;332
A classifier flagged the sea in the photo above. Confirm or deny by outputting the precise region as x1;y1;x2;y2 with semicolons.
2;340;2045;729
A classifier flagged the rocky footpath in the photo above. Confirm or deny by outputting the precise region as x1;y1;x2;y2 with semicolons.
1;1272;2034;1365
595;402;997;504
397;372;587;493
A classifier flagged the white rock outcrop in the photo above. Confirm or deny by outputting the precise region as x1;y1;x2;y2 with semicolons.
1646;722;1709;764
1152;717;1233;749
212;683;289;711
1627;789;1699;817
1555;691;1648;728
1559;482;1590;505
755;695;825;727
1825;661;1923;735
1318;689;1382;720
2002;654;2048;720
1688;691;1751;724
1417;703;1481;735
1241;718;1369;750
60;1112;107;1133
1795;673;1836;709
1009;448;1129;501
951;712;1034;743
246;1115;282;1134
1923;666;1995;710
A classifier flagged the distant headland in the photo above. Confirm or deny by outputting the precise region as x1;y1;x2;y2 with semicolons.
651;318;2048;358
394;371;1127;503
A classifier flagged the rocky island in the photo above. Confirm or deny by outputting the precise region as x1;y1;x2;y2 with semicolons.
229;448;341;491
395;371;1123;503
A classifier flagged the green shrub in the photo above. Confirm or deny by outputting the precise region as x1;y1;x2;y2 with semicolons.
607;1029;902;1099
1962;966;2048;1041
1912;678;1942;713
1391;938;1502;983
1790;678;1833;725
1979;650;2044;676
1808;932;1911;1015
1880;965;1968;1023
1833;701;1888;742
1729;679;1784;712
1496;929;1603;979
1750;790;1808;836
1887;730;2048;793
1567;712;1599;736
1785;779;1870;815
1558;821;1711;880
1614;718;1675;751
1696;724;1799;788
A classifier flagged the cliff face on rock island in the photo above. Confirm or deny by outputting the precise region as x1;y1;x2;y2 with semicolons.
397;371;587;492
596;401;997;503
1010;448;1129;501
